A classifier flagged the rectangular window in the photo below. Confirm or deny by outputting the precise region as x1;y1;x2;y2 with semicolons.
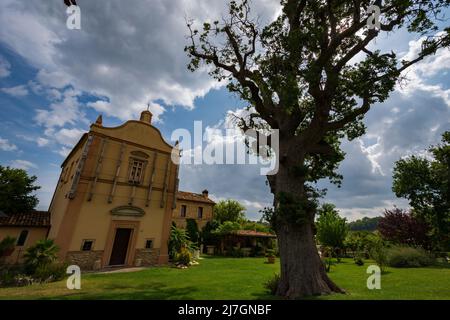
145;239;153;249
180;205;187;218
16;230;29;246
197;207;203;219
128;159;145;184
81;240;94;251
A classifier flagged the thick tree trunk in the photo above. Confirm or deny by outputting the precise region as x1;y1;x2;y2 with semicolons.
275;221;344;298
270;155;344;299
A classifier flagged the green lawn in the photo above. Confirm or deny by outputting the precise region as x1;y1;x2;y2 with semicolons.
0;257;449;300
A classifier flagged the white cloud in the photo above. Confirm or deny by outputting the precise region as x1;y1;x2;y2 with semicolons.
34;88;87;129
397;33;450;107
0;0;279;122
36;137;50;147
0;137;18;151
1;84;28;97
54;128;84;147
358;138;385;176
10;159;37;170
0;55;11;78
57;146;71;157
17;134;50;147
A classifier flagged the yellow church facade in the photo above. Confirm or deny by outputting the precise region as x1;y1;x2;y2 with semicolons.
47;110;214;270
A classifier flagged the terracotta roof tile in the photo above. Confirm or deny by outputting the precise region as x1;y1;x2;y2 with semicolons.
0;211;50;228
177;191;215;204
235;230;276;238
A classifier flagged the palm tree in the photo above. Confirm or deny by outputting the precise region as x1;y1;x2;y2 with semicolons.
24;239;59;273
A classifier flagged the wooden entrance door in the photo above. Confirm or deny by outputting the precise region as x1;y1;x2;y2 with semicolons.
109;228;132;266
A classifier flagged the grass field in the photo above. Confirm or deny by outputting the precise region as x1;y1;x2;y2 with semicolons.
0;257;449;300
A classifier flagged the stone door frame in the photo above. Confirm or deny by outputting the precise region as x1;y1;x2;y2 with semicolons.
103;220;139;268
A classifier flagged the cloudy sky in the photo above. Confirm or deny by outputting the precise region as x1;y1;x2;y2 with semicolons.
0;0;449;221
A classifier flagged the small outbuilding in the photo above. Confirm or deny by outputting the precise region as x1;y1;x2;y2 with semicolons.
0;211;51;264
217;230;277;257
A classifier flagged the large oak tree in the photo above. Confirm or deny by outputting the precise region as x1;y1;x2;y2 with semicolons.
185;0;450;298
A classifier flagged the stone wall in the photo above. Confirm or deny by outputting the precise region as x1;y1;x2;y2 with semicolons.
134;248;160;266
66;251;103;270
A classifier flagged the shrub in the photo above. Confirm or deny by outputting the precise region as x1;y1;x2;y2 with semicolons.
369;241;389;273
387;246;435;268
0;266;33;287
33;262;68;282
264;273;280;295
174;247;192;266
186;219;200;247
169;224;191;260
266;249;275;258
322;257;335;272
0;236;16;257
354;251;365;266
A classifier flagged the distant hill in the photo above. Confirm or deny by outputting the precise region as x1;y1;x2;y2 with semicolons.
347;216;381;231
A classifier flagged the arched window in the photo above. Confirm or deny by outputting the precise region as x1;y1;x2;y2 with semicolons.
17;230;29;246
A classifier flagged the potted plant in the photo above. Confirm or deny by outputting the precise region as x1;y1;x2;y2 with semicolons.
266;249;276;264
0;236;17;257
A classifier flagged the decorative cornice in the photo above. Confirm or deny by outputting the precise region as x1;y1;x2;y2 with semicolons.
110;206;145;217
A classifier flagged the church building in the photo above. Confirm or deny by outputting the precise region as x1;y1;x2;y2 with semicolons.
47;110;214;270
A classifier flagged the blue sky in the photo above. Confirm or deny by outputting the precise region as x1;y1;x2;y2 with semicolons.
1;1;450;221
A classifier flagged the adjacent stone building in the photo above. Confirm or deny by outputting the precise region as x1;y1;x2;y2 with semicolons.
172;190;215;229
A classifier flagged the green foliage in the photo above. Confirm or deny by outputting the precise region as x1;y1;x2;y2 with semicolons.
0;166;40;214
316;204;348;259
348;217;381;231
344;231;384;258
264;273;280;295
393;131;450;251
200;220;220;248
33;262;68;282
185;219;200;247
186;0;450;194
240;220;272;233
0;266;33;288
274;192;317;227
265;249;275;258
0;236;16;256
353;251;365;266
368;240;389;273
213;200;246;224
322;257;336;273
168;224;191;260
214;221;241;235
387;246;435;268
174;247;192;266
23;239;59;274
344;232;365;254
185;0;450;294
